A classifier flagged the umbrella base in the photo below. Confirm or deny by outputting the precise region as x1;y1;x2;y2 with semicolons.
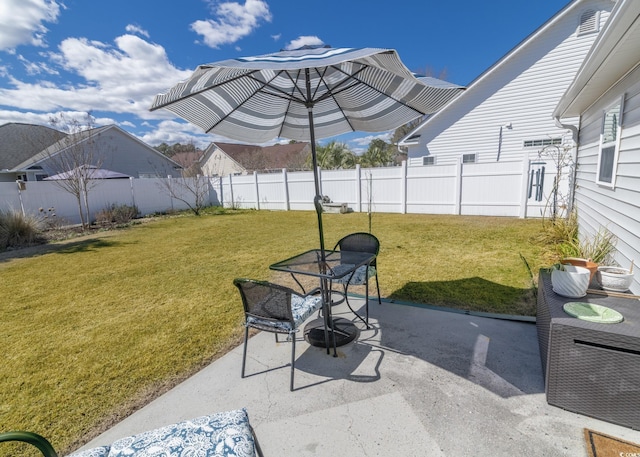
304;317;359;348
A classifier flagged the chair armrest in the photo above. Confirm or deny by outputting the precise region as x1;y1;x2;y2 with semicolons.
0;431;58;457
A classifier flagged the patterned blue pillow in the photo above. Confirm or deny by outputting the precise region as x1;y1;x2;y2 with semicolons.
67;446;110;457
247;294;322;332
77;409;257;457
333;265;376;285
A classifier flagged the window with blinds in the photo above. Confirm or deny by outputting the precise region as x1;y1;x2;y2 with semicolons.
597;97;624;187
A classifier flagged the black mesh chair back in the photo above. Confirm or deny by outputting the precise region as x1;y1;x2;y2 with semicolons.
234;278;322;391
333;232;382;327
236;280;294;332
335;232;380;268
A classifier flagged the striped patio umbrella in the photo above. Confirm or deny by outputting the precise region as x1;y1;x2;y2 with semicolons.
150;46;463;251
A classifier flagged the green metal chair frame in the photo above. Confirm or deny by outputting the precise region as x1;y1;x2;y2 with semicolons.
0;431;58;457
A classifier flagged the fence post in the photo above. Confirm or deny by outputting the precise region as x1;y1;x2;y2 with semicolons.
401;160;407;214
228;174;234;208
355;164;362;213
454;158;463;215
129;177;136;210
16;180;26;216
253;171;260;210
167;175;175;211
282;168;290;210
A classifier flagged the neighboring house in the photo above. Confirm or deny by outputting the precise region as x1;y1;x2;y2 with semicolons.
553;0;640;293
200;141;311;176
0;123;182;182
171;150;206;176
0;123;66;182
399;0;614;167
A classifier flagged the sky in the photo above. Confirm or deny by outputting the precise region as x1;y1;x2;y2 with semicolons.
0;0;574;153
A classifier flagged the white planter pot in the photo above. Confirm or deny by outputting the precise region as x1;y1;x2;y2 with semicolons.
596;266;634;292
551;265;590;298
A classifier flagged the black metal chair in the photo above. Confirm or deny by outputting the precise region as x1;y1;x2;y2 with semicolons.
0;432;58;457
332;232;381;328
234;278;323;391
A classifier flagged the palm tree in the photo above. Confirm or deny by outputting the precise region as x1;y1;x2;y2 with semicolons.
359;139;395;167
307;141;357;169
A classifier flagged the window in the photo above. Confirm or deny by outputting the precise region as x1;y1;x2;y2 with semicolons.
578;9;600;36
523;138;562;148
462;153;476;164
422;156;435;166
597;97;623;187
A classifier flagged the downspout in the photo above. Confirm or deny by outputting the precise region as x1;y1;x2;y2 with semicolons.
554;116;579;215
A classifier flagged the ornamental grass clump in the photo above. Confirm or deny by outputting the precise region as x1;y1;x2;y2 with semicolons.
0;209;43;250
540;210;617;265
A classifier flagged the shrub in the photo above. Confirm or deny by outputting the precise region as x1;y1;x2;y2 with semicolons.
95;204;139;226
541;210;617;264
0;210;43;250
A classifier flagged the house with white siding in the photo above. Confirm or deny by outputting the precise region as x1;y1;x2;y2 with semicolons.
399;0;613;169
554;0;640;294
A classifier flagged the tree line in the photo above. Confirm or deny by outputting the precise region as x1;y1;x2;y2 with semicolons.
155;119;420;170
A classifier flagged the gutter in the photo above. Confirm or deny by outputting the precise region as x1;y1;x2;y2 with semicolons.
554;116;580;215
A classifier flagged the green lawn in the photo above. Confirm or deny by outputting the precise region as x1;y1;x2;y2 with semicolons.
0;210;554;456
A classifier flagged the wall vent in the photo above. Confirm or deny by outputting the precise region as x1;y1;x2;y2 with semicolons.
578;9;600;36
423;156;435;166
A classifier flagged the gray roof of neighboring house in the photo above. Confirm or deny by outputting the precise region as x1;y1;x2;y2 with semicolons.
16;125;114;170
0;123;67;170
211;141;311;171
171;150;205;169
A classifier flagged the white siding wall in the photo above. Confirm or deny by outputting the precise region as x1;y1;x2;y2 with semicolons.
202;149;245;177
408;0;612;166
574;64;640;294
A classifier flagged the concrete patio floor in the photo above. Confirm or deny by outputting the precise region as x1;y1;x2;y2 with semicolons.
82;297;640;456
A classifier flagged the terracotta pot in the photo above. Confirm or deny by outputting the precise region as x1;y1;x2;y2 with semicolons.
562;257;598;284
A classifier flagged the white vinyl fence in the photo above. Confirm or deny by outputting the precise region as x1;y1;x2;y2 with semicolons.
220;159;566;218
1;159;566;225
0;177;221;226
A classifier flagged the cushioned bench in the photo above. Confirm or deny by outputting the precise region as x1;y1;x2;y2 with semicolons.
1;409;263;457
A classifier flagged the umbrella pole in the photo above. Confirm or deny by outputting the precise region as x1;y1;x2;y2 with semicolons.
305;70;325;254
310;140;325;253
306;71;337;356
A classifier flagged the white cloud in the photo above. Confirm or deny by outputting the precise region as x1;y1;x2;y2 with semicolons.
0;34;192;118
139;120;216;149
0;108;56;126
190;0;271;49
17;54;59;75
0;0;62;51
352;132;392;147
284;36;324;51
125;24;150;38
